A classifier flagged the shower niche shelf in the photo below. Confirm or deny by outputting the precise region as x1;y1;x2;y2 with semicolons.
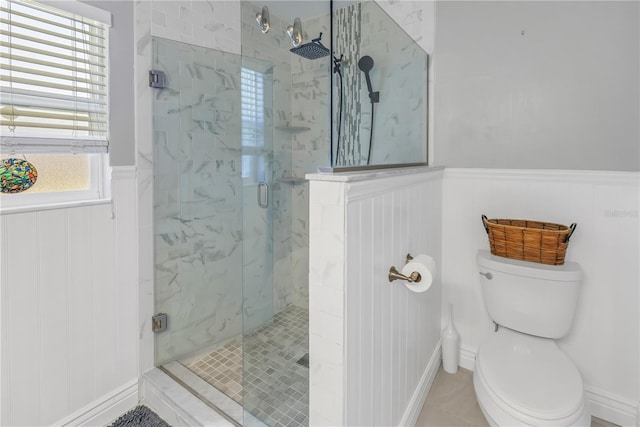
277;176;306;184
275;125;311;133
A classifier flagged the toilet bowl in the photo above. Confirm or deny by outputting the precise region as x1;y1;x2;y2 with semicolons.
474;328;590;426
474;250;590;427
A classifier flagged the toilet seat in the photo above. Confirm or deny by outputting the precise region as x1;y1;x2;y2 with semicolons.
474;328;590;426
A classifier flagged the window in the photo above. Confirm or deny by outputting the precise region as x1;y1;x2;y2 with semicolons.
0;0;110;208
241;67;265;185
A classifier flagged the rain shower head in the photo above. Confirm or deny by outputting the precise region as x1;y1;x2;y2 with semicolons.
290;33;330;60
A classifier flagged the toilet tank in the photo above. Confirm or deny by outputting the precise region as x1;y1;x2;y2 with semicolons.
476;250;583;339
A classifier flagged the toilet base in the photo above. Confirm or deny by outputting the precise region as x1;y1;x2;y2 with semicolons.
473;365;591;427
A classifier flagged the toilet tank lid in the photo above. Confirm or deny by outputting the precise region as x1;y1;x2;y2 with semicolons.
477;250;582;282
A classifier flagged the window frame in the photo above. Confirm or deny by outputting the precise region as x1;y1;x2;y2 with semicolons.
240;65;268;186
0;154;109;213
0;0;112;212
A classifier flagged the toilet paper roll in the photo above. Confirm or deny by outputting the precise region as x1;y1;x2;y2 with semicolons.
402;258;435;293
410;254;437;277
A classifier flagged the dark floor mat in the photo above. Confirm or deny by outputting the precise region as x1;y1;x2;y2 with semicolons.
108;405;171;427
296;353;309;368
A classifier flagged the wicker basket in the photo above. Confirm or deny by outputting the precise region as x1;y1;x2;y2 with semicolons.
481;215;577;265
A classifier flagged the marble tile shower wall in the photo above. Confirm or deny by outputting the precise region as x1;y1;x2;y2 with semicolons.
291;14;332;309
136;0;432;368
149;1;240;54
333;2;429;166
334;3;364;166
359;1;428;164
240;4;295;314
136;0;242;372
153;39;245;364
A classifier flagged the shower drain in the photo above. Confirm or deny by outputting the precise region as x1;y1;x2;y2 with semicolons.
296;353;309;368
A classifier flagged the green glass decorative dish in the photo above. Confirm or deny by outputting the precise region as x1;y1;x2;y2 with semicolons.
0;158;38;193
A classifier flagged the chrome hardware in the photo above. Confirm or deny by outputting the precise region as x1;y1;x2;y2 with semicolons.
405;253;414;263
388;266;422;283
149;70;166;88
257;182;269;208
152;313;168;333
479;272;493;280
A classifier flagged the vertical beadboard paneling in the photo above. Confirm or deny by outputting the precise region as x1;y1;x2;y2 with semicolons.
67;206;96;411
345;200;361;426
91;204;118;398
1;167;139;426
371;193;385;425
0;215;7;426
361;197;374;426
310;168;443;426
38;209;71;423
6;211;41;426
380;191;394;427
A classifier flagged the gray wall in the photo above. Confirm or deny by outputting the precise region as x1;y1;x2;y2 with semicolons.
82;0;135;167
434;1;639;171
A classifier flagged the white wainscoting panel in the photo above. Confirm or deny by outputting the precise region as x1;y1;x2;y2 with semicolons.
0;167;138;426
308;167;443;426
442;168;639;426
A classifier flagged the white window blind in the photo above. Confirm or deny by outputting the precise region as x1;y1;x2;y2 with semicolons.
241;67;264;149
241;67;265;182
0;0;109;154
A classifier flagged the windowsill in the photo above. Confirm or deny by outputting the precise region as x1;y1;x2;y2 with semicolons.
0;198;112;215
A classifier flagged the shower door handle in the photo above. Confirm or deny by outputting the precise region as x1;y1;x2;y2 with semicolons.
257;182;269;208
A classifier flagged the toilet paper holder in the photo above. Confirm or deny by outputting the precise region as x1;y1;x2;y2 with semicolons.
389;254;422;283
388;266;422;283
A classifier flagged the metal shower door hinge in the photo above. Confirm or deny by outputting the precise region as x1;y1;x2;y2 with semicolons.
152;313;168;333
149;70;166;88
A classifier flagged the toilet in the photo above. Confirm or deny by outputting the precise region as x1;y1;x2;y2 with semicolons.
474;250;590;427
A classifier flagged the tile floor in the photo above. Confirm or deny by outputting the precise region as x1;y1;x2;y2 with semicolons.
417;366;620;427
187;305;309;426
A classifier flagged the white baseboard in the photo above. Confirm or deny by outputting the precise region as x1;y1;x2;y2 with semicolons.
56;379;138;427
457;346;638;426
459;344;476;371
399;340;442;426
585;385;638;427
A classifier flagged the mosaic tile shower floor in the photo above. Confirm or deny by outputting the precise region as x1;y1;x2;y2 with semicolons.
187;305;309;426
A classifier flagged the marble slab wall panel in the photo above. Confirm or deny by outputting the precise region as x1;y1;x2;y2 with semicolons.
153;38;244;365
134;0;156;376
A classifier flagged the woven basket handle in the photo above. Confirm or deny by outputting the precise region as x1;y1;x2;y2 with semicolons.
481;214;489;234
564;223;577;243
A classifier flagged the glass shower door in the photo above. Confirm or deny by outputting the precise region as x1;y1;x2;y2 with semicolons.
152;36;246;393
152;36;280;425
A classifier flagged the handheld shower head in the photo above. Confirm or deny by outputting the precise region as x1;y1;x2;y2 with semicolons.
358;55;379;103
358;55;374;73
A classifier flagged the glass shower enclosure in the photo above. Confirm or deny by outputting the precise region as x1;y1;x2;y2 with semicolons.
151;2;330;425
149;0;427;425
